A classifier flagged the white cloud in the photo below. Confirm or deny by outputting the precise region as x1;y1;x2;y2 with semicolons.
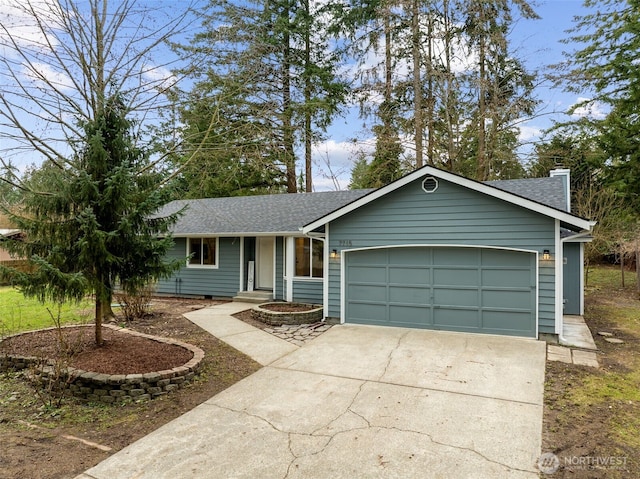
310;138;375;191
23;61;74;91
518;123;543;143
142;64;178;92
570;97;607;120
0;0;62;54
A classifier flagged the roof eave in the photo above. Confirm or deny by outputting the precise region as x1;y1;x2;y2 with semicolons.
172;231;302;238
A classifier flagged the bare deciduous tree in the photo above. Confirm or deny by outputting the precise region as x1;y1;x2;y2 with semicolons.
0;0;198;345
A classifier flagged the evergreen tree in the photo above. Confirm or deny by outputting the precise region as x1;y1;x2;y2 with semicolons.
463;0;539;180
173;0;346;196
556;0;640;210
1;96;181;345
334;0;538;182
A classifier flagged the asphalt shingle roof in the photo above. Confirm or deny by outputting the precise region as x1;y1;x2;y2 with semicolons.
158;175;568;236
157;189;374;236
484;176;568;211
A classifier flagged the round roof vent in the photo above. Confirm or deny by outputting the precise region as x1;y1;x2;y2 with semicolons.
422;176;438;193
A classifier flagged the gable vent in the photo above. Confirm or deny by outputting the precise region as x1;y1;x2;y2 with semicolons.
422;176;438;193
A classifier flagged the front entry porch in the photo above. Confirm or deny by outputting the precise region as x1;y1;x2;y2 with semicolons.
232;290;273;303
235;236;278;303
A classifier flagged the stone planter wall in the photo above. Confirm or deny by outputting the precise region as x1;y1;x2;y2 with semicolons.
0;324;204;403
251;303;323;326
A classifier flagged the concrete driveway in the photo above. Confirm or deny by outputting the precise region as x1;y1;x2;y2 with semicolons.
77;322;546;479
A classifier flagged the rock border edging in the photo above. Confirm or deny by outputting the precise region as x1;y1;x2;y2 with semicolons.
251;302;323;326
0;324;205;403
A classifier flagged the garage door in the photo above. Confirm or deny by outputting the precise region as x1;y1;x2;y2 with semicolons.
345;247;536;337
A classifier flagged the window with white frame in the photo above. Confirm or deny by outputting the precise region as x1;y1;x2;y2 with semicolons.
294;237;323;278
187;237;218;267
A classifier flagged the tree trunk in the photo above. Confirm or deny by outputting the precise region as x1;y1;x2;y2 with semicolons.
621;248;625;288
411;0;423;168
384;7;393;110
283;4;296;193
95;297;104;346
304;0;312;192
636;239;639;293
476;3;487;181
426;14;435;165
443;0;456;171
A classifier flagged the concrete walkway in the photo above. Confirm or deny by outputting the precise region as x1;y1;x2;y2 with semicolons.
183;302;298;365
561;315;597;350
76;304;546;479
546;315;599;368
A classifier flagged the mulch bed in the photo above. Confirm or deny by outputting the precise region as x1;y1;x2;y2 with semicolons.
1;326;193;375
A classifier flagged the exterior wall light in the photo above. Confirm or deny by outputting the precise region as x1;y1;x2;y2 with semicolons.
330;249;339;259
542;249;551;261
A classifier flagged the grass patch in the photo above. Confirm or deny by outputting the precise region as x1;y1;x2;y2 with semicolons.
586;264;638;294
612;409;640;449
0;287;92;336
570;369;640;404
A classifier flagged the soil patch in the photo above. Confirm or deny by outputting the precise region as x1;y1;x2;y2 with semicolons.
0;298;261;479
1;326;193;375
542;267;640;478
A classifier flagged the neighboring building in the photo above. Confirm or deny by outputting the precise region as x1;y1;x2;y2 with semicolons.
0;213;21;263
155;166;594;341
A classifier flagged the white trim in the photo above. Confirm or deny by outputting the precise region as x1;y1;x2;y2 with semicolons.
185;236;219;269
535;250;540;340
579;242;585;315
285;237;294;302
562;231;593;243
342;243;538;255
177;231;302;238
323;223;330;320
339;244;539;336
340;250;346;324
239;236;245;292
421;176;439;193
555;220;564;336
302;165;595;233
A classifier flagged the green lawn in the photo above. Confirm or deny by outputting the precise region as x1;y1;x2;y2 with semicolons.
0;287;92;336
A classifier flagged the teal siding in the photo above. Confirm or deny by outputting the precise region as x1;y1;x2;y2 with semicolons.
292;280;323;305
328;177;557;334
157;237;241;298
275;237;285;300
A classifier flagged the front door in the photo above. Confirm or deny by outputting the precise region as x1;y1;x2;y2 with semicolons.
257;237;274;290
